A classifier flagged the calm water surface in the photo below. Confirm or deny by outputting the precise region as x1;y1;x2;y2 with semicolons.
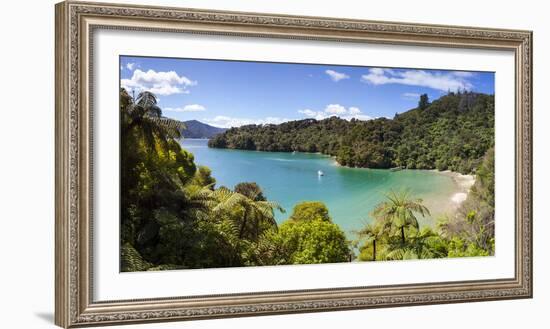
180;139;459;235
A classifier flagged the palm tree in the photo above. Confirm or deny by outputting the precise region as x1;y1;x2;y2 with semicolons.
180;183;217;221
211;187;285;241
372;189;430;244
384;227;447;260
121;89;186;151
355;223;383;261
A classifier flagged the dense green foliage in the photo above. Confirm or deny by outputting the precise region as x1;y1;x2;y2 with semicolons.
289;201;331;222
234;182;266;201
266;219;350;264
120;89;352;271
372;190;430;244
255;203;351;265
209;92;494;174
438;148;495;257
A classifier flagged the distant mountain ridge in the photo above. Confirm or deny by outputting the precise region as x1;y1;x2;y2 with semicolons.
181;120;227;139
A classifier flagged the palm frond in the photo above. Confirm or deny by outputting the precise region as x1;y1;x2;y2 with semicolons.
147;117;185;139
212;190;246;214
136;91;158;109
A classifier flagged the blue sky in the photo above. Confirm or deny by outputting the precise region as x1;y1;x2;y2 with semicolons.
120;56;495;128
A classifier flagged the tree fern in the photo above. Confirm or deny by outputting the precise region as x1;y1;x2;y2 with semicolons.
372;189;430;243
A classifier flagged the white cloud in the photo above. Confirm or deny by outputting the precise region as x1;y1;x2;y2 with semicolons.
369;67;392;75
183;104;206;112
324;104;347;115
360;68;473;92
121;69;197;96
126;62;135;71
348;114;374;121
164;104;206;112
298;109;326;121
325;69;350;82
452;71;475;78
203;104;372;128
298;109;318;117
402;92;421;99
299;104;372;121
203;116;291;128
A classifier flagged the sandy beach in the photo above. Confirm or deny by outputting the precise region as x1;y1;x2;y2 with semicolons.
436;170;476;206
439;170;476;200
404;169;475;227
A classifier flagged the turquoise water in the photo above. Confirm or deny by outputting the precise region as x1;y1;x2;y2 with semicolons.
180;139;459;235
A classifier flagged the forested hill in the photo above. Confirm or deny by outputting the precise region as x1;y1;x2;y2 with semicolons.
208;92;494;174
181;120;227;139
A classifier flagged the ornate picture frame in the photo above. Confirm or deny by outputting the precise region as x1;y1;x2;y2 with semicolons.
55;1;532;327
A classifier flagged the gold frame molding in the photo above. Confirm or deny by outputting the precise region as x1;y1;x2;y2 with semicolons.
55;1;533;327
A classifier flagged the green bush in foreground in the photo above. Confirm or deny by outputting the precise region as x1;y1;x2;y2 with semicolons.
263;217;351;265
255;202;351;265
121;243;151;272
289;201;331;222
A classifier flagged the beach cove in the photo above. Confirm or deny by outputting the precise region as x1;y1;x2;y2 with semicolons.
181;139;474;236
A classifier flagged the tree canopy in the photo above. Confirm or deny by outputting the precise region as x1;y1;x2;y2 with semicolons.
258;202;350;265
289;201;331;222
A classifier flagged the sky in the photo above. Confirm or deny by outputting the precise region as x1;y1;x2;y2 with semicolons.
120;56;495;128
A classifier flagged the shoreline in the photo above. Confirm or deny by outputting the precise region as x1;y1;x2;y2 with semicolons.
433;169;476;207
329;156;476;211
195;140;476;219
427;170;476;222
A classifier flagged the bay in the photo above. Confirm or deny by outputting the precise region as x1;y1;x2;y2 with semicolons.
180;139;462;235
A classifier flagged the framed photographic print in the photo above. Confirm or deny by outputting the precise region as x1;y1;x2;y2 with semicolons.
55;1;532;327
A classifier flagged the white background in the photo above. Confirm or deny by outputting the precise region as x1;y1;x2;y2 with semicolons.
0;0;546;328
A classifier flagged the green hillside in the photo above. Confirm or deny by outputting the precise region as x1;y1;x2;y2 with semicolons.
209;92;494;174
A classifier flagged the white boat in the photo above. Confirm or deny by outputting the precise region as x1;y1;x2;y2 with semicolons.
318;170;324;176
